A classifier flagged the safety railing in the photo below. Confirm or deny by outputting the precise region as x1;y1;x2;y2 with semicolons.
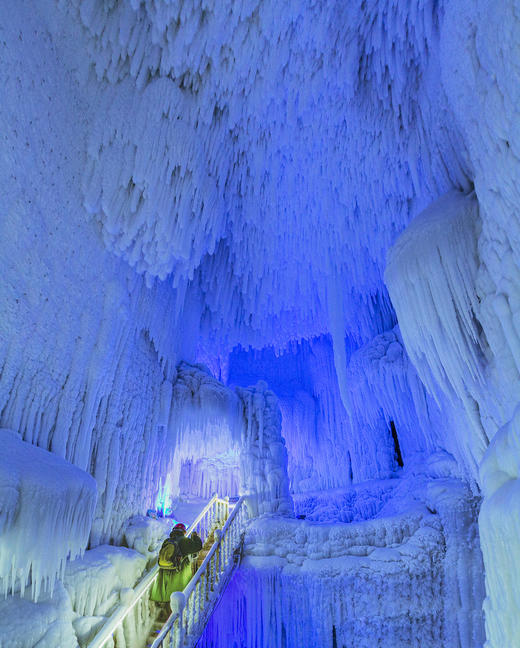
150;495;249;648
87;494;231;648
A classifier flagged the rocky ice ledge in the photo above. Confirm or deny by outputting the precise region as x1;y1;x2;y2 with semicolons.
201;461;485;648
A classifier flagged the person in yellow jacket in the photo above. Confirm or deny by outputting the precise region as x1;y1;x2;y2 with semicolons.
150;522;203;607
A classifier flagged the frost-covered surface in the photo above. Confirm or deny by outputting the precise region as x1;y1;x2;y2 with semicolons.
62;0;470;356
345;326;453;479
179;455;240;499
200;467;485;648
3;0;520;644
228;338;356;493
293;481;398;524
0;582;77;648
167;365;292;516
63;545;148;645
0;0;197;549
0;429;96;601
123;514;177;560
64;545;147;617
479;406;520;648
237;382;293;517
386;190;489;479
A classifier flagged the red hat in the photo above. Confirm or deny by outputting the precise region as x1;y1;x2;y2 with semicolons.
173;522;186;532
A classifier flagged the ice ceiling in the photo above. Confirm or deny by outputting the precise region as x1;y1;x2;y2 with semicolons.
80;0;471;353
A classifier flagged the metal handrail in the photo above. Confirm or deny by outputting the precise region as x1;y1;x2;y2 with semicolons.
86;494;229;648
151;496;248;648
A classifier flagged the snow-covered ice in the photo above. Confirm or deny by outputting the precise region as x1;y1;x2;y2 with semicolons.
200;464;485;648
0;429;96;601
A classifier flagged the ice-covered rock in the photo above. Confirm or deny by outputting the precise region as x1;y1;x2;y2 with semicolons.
63;545;147;618
0;429;96;601
200;474;484;648
0;581;77;648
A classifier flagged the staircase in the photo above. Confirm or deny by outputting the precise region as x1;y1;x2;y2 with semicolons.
86;494;249;648
149;496;249;648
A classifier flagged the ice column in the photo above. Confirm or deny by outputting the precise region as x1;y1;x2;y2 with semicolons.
237;382;293;517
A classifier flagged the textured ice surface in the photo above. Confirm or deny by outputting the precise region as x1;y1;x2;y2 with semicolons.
293;481;399;524
0;429;96;601
386;190;489;480
200;470;485;648
0;581;77;648
166;364;292;516
64;545;147;618
63;544;149;646
68;0;471;355
479;406;520;647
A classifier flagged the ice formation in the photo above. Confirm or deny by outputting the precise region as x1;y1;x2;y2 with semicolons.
228;338;356;493
385;190;489;478
344;326;450;479
2;0;520;645
170;364;293;517
63;544;149;646
0;429;96;601
0;582;77;648
479;406;520;647
200;460;484;648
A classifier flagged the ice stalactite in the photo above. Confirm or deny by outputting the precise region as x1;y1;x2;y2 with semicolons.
83;77;225;286
62;0;471;356
166;363;243;501
0;430;97;602
179;456;240;499
385;190;489;479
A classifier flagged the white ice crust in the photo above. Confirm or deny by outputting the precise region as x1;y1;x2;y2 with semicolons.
0;429;96;602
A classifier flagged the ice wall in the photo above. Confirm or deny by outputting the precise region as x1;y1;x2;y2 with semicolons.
171;364;293;516
386;190;491;480
228;338;355;493
237;382;293;517
478;407;520;647
344;326;452;479
437;12;520;638
0;0;198;549
228;329;455;494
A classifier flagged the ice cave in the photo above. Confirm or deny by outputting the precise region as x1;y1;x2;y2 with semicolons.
1;1;520;647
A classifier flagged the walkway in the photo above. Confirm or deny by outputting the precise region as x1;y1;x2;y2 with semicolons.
87;494;250;648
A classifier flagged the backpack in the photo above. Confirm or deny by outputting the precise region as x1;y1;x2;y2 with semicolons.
158;538;184;571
